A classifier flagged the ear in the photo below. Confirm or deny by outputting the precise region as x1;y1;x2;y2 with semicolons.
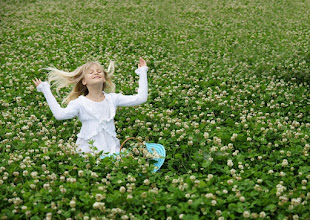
82;79;86;86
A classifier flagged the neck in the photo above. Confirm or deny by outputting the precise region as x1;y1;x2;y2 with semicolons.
86;84;104;99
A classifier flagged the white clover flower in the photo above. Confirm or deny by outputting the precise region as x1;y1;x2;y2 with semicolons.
121;215;129;220
190;175;196;181
211;200;217;206
231;133;238;141
46;213;52;220
95;194;105;201
293;215;299;220
291;198;301;206
268;170;274;174
93;202;100;209
21;205;27;210
119;186;126;193
227;159;233;167
140;192;147;198
282;159;288;167
30;171;38;178
69;200;76;208
43;183;50;190
143;179;150;185
78;170;84;177
91;172;98;178
243;211;250;218
205;193;215;199
215;210;222;216
204;132;209;138
258;211;266;218
279;171;286;177
279;196;288;203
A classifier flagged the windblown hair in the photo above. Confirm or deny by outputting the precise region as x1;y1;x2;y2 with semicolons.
44;61;115;105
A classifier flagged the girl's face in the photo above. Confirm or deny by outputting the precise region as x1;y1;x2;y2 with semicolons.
82;64;106;87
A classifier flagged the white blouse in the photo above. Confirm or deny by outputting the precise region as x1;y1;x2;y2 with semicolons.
36;66;148;156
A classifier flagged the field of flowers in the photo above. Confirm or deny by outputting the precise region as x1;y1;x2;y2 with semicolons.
1;0;310;219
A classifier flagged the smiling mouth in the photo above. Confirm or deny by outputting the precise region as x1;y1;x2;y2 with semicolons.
93;76;101;79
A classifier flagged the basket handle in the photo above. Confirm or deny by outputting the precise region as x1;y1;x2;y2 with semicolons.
120;137;143;150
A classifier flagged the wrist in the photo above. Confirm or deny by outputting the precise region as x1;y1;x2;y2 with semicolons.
135;66;148;75
36;81;49;92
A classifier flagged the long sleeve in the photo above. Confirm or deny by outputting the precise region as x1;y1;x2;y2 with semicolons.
114;66;148;107
36;82;79;120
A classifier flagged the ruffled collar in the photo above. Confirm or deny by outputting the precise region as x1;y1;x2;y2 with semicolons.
80;91;116;123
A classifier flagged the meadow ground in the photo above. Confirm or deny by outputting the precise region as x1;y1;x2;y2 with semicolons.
1;0;310;219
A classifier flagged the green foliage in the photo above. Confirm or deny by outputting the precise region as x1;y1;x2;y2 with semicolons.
1;0;310;219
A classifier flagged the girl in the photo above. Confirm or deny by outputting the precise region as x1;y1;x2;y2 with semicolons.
33;58;148;156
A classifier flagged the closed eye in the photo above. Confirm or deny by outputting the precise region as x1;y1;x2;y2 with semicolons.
89;69;102;74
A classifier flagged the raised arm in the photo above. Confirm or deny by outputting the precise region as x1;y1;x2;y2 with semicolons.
114;65;148;107
33;78;79;120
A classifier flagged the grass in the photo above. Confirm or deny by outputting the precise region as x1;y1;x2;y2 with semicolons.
1;0;310;219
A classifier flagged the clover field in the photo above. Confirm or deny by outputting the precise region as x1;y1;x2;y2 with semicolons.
1;0;310;219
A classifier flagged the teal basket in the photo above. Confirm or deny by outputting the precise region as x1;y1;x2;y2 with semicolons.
100;137;165;173
145;142;166;173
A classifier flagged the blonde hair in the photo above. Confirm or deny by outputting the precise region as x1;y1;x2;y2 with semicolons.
44;61;115;105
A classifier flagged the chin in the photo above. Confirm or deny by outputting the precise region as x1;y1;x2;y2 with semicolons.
90;81;105;85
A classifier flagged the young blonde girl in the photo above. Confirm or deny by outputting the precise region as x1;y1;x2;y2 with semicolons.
33;58;148;156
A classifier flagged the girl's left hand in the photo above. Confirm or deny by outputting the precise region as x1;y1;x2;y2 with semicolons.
138;58;147;68
32;78;43;88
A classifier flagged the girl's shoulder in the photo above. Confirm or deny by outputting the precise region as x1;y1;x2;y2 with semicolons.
103;92;118;99
105;92;123;101
68;96;83;105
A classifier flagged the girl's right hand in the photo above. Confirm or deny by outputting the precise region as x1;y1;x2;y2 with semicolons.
32;78;43;88
138;58;147;68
